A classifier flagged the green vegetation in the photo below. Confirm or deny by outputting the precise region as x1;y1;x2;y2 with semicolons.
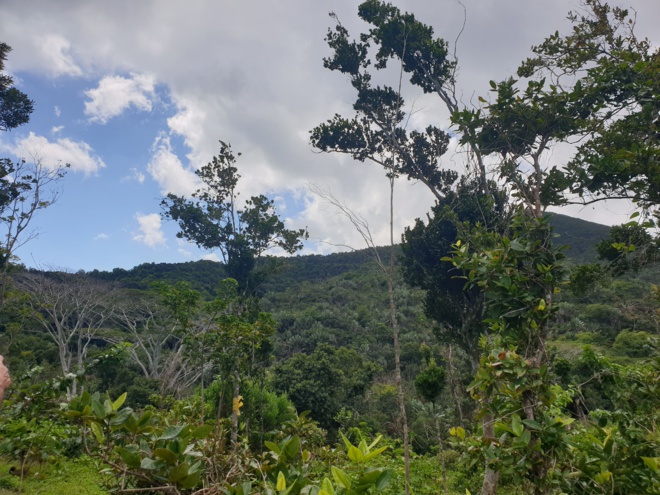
1;1;660;494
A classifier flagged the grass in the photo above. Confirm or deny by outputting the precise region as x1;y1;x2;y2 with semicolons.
0;456;107;495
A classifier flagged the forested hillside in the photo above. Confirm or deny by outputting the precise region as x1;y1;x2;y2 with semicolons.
86;213;610;295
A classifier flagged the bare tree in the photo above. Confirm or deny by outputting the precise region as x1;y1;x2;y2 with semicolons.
309;184;411;493
16;272;117;396
110;292;204;397
0;156;67;306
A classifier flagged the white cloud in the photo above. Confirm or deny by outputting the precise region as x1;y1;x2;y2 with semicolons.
1;0;657;271
84;73;156;123
3;132;105;175
51;125;64;134
38;34;82;77
147;133;199;196
201;253;220;262
94;233;109;240
122;168;146;184
133;213;166;248
54;106;61;117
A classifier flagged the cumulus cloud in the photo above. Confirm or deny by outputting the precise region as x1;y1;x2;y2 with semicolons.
133;213;166;248
84;73;156;123
2;132;105;174
51;125;64;134
38;34;83;77
94;233;109;240
147;133;199;196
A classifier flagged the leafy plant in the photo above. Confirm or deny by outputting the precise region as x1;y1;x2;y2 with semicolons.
67;391;212;492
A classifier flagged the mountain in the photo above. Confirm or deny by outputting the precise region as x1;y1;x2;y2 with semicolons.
87;213;610;294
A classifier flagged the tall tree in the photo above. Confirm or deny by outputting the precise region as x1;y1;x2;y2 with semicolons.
311;5;502;492
161;141;307;295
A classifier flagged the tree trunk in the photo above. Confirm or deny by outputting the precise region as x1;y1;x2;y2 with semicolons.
446;345;464;425
480;412;499;495
387;177;411;495
434;414;448;495
217;381;225;420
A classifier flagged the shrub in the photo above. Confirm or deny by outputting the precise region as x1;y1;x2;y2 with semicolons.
613;330;658;358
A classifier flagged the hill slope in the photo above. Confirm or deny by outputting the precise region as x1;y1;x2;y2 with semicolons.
87;213;610;294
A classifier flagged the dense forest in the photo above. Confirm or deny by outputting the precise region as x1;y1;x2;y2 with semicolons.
1;1;659;495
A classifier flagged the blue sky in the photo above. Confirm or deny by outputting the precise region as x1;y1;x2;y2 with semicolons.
1;0;658;272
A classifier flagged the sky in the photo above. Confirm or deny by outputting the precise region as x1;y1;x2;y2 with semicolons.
0;0;658;272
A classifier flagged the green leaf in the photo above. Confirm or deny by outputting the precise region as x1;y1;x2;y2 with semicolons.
168;463;190;483
178;471;201;490
154;447;179;465
112;392;127;411
641;457;659;471
331;466;351;490
374;470;392;491
190;424;213;439
363;446;387;462
522;419;542;430
240;482;253;495
117;447;141;469
339;431;353;452
520;429;531;446
91;398;106;420
140;457;160;470
109;408;133;426
320;478;335;495
265;441;281;455
594;471;612;484
367;435;382;450
90;422;105;444
347;445;365;462
277;471;287;492
357;470;381;485
137;411;153;429
511;414;524;437
158;425;186;440
284;435;301;459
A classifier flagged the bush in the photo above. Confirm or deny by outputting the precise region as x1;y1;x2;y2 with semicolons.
612;330;658;358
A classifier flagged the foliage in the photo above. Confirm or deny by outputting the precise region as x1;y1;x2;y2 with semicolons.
205;378;296;449
413;357;445;404
271;345;380;431
612;330;658;358
401;178;509;366
67;391;212;492
517;0;660;220
0;43;32;132
596;224;660;274
0;368;79;477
